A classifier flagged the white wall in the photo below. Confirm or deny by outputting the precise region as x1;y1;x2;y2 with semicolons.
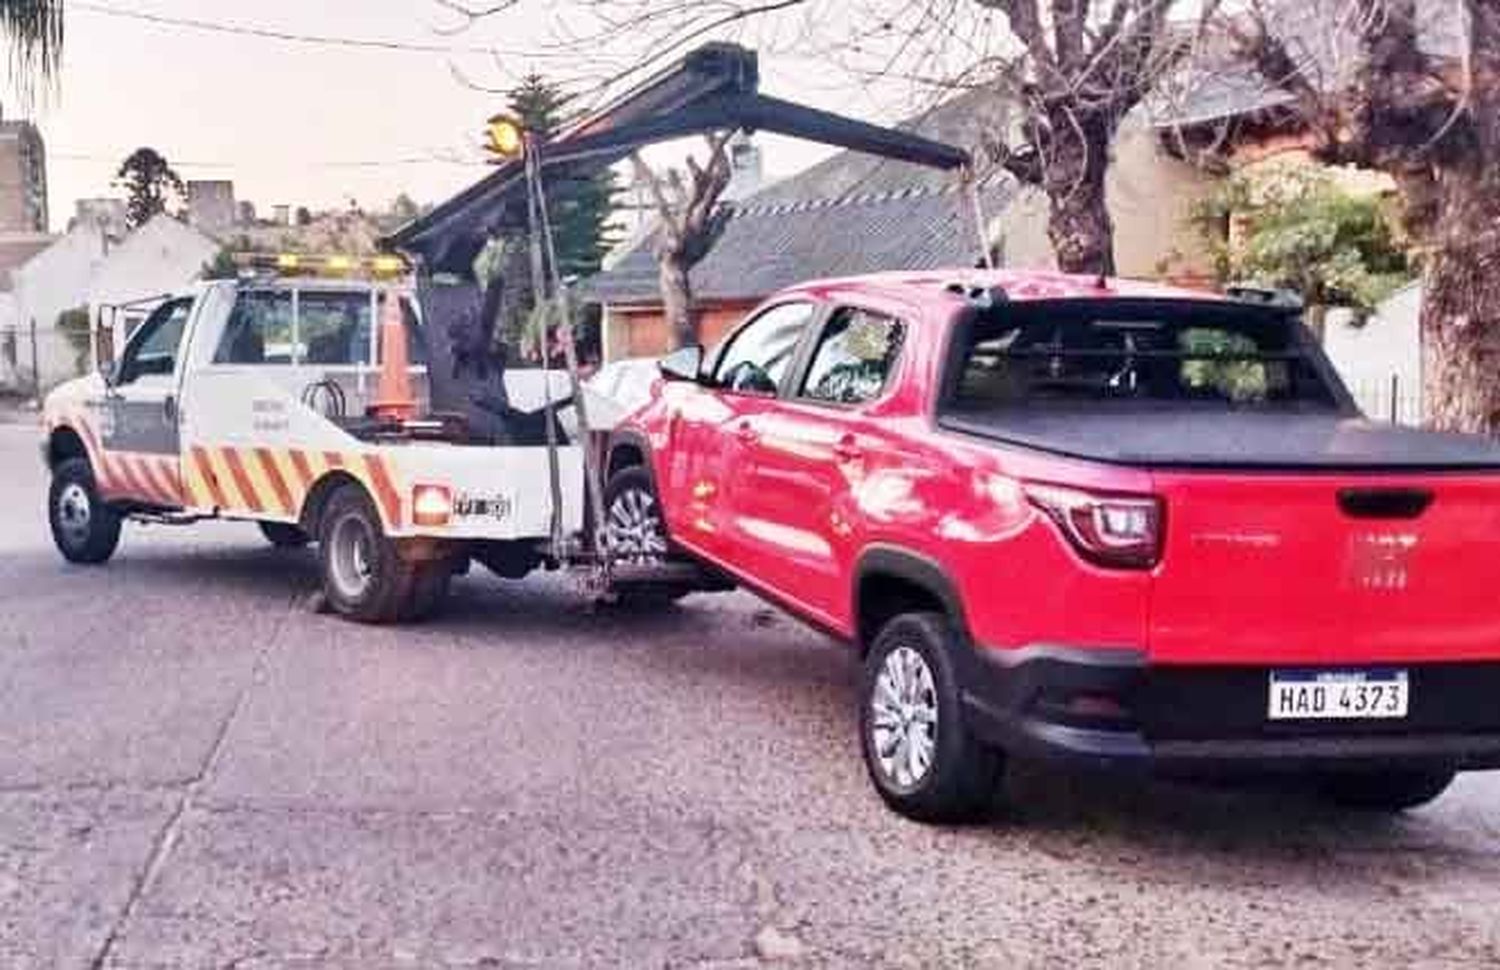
88;214;219;352
9;224;106;390
1322;282;1423;425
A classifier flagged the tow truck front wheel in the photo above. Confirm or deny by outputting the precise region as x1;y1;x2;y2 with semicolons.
318;485;448;623
49;457;122;565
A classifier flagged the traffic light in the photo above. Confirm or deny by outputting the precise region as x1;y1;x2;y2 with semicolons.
484;114;525;162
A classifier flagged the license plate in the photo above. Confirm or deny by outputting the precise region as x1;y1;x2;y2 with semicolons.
1268;669;1409;721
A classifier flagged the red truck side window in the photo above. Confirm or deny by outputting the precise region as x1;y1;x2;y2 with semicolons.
713;301;816;396
799;308;904;405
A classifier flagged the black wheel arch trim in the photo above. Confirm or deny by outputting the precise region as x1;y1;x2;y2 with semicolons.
606;427;659;488
853;544;973;648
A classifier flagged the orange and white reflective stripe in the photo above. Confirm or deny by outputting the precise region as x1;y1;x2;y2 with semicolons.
96;449;183;507
57;414;183;507
183;446;405;528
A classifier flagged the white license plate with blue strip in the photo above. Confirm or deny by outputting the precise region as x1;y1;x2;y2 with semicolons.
1268;669;1410;721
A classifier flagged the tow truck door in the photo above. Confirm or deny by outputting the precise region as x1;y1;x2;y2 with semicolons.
97;296;194;507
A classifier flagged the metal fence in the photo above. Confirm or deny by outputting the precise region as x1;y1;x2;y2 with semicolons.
1346;374;1424;427
0;321;95;398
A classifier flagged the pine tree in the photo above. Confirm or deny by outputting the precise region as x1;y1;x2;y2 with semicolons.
506;73;620;279
482;74;620;362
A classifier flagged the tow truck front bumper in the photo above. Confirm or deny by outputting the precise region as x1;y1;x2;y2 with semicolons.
959;645;1500;775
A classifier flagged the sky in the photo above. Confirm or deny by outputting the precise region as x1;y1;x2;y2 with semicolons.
11;1;934;232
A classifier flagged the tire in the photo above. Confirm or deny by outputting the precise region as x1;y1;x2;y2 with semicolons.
859;612;1003;823
48;457;122;565
317;485;444;623
603;466;693;606
258;521;310;548
1318;769;1456;812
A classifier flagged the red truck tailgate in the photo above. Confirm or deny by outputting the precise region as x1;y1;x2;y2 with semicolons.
1149;471;1500;665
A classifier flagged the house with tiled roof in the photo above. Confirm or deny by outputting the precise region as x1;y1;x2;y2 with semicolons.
580;87;1221;361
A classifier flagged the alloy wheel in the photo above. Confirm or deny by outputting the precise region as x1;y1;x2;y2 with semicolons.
870;645;939;790
607;487;669;564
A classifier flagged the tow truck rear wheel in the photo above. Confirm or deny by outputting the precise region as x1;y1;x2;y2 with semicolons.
258;521;310;548
317;485;447;623
1318;769;1456;812
48;457;122;565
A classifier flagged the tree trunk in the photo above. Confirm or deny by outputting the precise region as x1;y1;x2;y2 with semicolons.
658;254;698;350
1421;229;1500;434
1043;126;1117;277
1047;187;1116;277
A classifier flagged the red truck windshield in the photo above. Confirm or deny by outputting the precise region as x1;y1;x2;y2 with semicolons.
944;300;1343;412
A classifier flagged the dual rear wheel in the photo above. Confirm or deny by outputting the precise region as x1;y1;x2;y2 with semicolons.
316;485;451;623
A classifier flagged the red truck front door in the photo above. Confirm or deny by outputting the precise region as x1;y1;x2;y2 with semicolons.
727;306;908;625
670;301;819;568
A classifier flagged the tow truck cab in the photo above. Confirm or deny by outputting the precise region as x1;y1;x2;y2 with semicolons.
42;277;607;622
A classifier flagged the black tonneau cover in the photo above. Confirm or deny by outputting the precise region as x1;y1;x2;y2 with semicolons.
938;410;1500;470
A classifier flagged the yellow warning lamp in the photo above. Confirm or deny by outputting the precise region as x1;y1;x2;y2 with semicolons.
484;114;526;161
325;254;354;274
276;253;301;272
370;254;406;277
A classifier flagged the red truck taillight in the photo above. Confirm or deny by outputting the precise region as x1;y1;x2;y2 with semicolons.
1024;483;1163;570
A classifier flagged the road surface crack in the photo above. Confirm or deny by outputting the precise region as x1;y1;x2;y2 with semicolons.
86;593;296;969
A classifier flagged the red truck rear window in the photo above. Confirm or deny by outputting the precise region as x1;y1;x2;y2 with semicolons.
944;300;1341;413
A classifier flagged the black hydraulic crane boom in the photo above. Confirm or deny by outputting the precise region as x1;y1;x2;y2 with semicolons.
384;43;971;275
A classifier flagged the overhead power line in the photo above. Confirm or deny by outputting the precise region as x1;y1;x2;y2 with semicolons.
72;1;546;57
52;151;487;170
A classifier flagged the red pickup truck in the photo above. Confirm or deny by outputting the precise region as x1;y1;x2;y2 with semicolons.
603;270;1500;822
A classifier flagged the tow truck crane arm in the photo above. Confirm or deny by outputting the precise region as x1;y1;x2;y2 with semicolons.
384;42;971;275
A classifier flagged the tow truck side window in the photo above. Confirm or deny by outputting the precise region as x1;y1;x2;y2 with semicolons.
214;291;294;365
300;290;372;365
116;298;192;384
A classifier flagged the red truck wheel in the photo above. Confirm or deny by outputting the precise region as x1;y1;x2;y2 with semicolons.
860;612;1003;823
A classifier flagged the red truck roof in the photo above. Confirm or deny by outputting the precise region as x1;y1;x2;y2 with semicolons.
779;269;1226;307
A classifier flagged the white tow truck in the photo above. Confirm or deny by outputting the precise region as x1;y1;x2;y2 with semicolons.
39;276;633;622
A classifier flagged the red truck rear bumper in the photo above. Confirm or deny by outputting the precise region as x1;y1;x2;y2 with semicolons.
960;645;1500;775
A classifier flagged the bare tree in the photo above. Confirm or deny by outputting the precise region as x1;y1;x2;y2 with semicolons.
630;133;734;348
435;0;1214;277
1229;0;1500;433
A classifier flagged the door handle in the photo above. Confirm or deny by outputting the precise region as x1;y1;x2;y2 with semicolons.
164;395;177;422
833;436;863;462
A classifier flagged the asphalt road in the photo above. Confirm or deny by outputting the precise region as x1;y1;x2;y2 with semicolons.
3;417;1500;968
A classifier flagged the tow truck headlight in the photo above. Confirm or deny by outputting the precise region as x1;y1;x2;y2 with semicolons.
1024;482;1162;569
412;484;454;527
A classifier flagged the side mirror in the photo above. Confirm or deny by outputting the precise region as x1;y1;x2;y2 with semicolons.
658;345;704;383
